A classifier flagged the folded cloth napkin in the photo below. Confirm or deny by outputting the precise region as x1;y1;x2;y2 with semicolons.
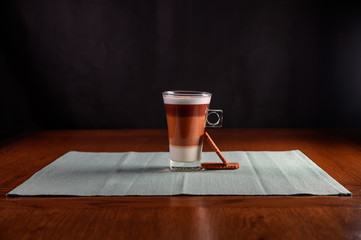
7;150;351;196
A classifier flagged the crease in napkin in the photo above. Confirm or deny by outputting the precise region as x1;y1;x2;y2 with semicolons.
7;150;351;196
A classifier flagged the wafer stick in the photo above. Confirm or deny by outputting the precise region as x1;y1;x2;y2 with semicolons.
204;132;228;165
202;132;240;170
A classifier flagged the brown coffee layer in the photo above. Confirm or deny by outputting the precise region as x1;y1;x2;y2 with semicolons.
164;104;209;117
166;115;206;146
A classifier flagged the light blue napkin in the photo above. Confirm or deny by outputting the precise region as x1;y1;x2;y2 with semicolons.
7;150;351;196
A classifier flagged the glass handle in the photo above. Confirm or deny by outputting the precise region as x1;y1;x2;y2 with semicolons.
206;109;223;128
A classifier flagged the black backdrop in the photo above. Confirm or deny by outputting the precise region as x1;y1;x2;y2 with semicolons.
1;0;361;139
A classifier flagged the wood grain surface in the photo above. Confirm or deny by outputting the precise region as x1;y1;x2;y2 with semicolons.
0;129;360;240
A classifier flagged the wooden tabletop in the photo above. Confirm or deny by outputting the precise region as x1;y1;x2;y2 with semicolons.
0;129;360;239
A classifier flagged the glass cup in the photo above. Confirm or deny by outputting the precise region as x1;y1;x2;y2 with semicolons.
163;91;223;171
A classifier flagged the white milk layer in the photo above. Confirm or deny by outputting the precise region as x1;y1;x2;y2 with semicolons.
169;145;203;162
163;95;211;105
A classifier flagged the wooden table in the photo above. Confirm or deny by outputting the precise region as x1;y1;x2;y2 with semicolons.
0;129;360;239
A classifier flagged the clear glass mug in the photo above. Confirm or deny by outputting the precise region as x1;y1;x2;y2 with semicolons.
163;91;223;171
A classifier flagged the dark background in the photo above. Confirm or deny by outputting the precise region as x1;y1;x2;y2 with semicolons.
1;0;361;140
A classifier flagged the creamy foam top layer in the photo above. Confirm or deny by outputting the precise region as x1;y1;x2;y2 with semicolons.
163;95;211;105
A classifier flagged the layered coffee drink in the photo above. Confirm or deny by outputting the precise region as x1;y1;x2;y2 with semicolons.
163;91;211;171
